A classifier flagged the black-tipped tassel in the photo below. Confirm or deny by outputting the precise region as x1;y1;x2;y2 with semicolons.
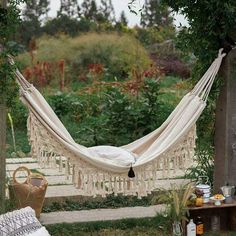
128;165;135;178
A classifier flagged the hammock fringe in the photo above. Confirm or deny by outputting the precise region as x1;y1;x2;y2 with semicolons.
28;112;196;197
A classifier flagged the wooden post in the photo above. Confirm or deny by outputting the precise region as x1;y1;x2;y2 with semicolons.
214;48;236;192
0;103;6;214
0;0;7;214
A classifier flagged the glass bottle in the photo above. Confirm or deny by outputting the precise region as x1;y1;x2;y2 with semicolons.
196;216;204;236
187;219;196;236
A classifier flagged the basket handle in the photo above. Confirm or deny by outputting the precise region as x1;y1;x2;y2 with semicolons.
13;166;31;184
27;173;48;186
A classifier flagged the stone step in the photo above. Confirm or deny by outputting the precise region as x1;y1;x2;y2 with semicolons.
6;157;36;164
6;163;40;171
9;175;73;186
40;205;165;225
7;165;69;178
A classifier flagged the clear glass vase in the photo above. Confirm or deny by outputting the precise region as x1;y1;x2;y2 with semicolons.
172;221;183;236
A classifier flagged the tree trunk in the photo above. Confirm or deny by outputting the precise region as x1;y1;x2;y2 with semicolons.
0;103;6;214
214;48;236;192
1;0;6;8
0;0;7;214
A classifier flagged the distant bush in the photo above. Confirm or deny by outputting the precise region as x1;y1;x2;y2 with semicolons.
135;26;176;47
17;33;151;87
148;40;191;78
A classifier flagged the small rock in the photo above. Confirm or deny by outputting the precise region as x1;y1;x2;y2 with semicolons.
17;150;26;158
11;152;17;158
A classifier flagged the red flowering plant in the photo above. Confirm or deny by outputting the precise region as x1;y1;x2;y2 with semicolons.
87;63;105;83
88;63;104;75
143;64;162;80
86;63;104;85
23;60;66;89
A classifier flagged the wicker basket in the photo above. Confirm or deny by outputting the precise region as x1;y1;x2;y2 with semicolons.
9;166;48;218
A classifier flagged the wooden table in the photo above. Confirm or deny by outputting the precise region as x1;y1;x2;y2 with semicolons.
184;200;236;234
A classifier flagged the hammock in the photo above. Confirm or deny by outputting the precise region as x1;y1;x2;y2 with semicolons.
12;49;225;198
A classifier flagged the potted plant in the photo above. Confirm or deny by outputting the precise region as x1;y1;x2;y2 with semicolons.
153;183;194;236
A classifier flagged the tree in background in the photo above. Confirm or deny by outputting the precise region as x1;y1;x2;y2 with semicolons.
97;0;115;23
51;0;80;36
81;0;98;22
23;0;50;22
119;10;128;26
20;0;50;45
141;0;173;28
43;15;80;36
58;0;79;18
114;10;129;32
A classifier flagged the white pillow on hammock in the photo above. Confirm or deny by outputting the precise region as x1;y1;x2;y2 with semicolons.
88;145;137;166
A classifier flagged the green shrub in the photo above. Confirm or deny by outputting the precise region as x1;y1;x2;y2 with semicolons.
102;79;174;146
8;99;28;129
17;33;151;85
135;26;176;47
185;145;214;186
47;93;83;119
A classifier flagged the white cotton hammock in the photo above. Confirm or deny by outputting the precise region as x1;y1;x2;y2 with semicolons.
12;49;225;198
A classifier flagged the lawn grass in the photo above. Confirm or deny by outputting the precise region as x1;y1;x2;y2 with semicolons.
45;217;236;236
42;194;153;213
47;226;168;236
46;215;171;236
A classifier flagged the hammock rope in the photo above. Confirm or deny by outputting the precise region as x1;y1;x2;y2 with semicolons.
10;49;225;197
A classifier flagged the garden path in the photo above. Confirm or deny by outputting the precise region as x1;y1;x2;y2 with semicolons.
40;205;165;225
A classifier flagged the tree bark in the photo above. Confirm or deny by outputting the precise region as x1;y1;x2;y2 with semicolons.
0;103;6;214
1;0;6;8
0;0;7;214
214;48;236;192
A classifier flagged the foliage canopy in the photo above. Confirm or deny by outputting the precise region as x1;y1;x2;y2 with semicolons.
164;0;236;72
0;0;24;106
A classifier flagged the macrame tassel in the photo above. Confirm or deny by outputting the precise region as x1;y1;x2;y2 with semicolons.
108;176;112;193
72;165;75;184
123;178;127;195
114;177;118;196
59;157;63;172
77;171;82;189
65;159;69;178
102;174;106;197
97;173;101;193
92;175;96;198
118;176;122;191
147;172;151;194
128;165;135;178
